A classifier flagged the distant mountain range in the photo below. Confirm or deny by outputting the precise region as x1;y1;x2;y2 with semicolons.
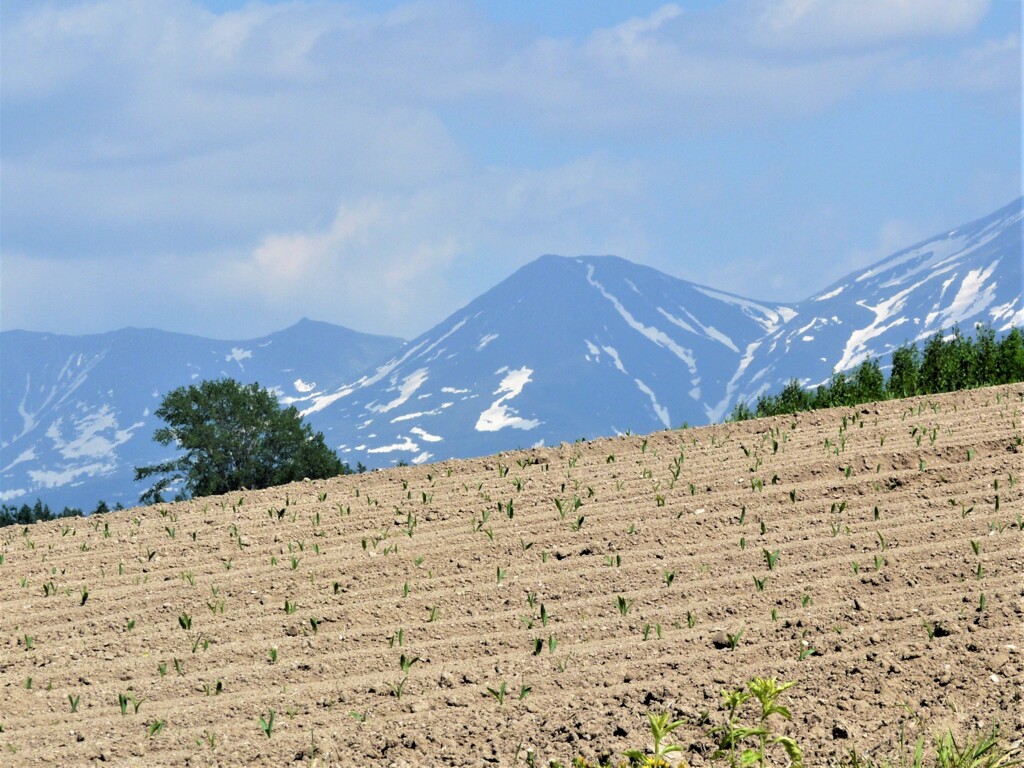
2;198;1020;508
0;322;403;508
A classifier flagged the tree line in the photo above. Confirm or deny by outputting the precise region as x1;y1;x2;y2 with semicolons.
0;499;125;528
729;324;1024;421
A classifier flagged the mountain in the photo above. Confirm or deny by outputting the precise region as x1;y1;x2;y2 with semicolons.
730;198;1023;402
2;198;1021;507
300;255;793;468
0;320;404;509
303;199;1021;470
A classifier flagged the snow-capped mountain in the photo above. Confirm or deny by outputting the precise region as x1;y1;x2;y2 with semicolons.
299;255;794;467
731;197;1023;402
2;198;1020;508
0;320;403;509
302;199;1021;470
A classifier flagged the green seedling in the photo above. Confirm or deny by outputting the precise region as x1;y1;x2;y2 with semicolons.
624;712;684;764
487;681;507;705
388;677;408;700
763;549;780;571
148;720;165;738
259;710;275;737
616;595;633;616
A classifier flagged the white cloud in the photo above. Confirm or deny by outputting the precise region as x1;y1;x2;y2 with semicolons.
0;0;1016;339
751;0;989;50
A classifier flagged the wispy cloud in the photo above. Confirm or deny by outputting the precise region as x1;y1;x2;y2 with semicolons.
0;0;1017;338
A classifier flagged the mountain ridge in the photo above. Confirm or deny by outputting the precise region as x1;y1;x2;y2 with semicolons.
2;198;1020;508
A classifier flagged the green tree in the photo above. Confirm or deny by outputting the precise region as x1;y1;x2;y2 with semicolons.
887;344;920;398
852;357;885;402
134;378;348;504
996;327;1024;383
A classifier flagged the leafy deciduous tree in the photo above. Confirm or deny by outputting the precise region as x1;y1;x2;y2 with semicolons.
134;378;347;503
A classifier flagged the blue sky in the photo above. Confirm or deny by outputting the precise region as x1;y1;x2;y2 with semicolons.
1;0;1020;341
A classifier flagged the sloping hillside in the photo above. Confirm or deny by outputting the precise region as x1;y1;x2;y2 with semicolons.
0;386;1021;767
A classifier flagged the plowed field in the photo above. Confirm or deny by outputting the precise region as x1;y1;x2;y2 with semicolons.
2;385;1022;767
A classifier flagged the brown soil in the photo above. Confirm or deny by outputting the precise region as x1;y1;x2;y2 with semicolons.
1;385;1022;767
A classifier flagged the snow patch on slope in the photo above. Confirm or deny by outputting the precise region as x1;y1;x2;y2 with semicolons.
923;263;1000;330
410;426;443;443
691;286;795;334
225;347;252;365
475;367;540;432
633;378;670;429
370;368;429;414
45;406;143;461
586;266;697;373
833;281;924;372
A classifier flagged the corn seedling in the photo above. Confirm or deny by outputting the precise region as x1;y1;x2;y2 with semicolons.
148;720;165;738
616;595;633;616
763;549;780;571
259;710;275;737
726;629;744;650
487;681;507;705
388;677;408;699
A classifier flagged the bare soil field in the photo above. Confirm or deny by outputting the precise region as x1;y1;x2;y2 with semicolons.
1;385;1022;767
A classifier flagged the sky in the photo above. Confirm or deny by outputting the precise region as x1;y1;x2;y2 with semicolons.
1;0;1020;342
